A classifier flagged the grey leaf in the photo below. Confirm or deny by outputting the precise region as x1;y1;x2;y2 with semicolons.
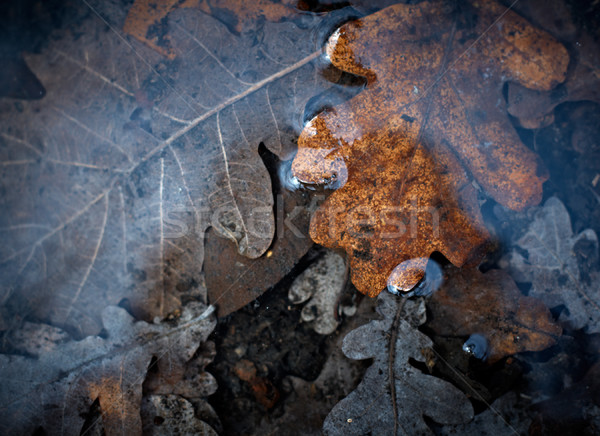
141;394;218;436
323;293;473;435
501;196;600;332
0;1;337;337
289;251;354;335
0;302;216;435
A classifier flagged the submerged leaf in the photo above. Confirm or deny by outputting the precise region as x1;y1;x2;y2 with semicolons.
0;303;216;435
124;0;298;57
292;0;567;296
528;362;600;435
427;266;562;363
0;1;339;335
288;250;354;335
508;31;600;128
438;392;531;436
324;293;473;435
501;196;600;332
204;174;315;317
141;394;219;435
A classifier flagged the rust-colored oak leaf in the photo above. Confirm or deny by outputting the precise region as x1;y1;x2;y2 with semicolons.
292;0;568;296
427;266;562;363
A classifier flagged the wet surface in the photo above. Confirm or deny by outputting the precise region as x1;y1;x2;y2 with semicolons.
0;0;599;434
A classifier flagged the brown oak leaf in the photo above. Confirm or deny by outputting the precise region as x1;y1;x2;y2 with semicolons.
292;0;568;296
427;266;562;363
204;163;315;317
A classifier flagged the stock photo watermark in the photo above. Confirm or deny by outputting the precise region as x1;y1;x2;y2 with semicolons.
162;195;441;242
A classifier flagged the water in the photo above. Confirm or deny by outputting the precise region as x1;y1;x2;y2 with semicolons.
0;0;599;434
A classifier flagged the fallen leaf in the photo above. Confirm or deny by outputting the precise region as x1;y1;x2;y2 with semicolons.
203;77;364;316
529;361;600;436
142;341;217;399
123;0;298;58
323;293;473;435
141;394;219;435
255;296;376;435
0;302;216;436
288;250;355;335
510;0;577;42
427;266;562;363
438;392;532;436
508;31;600;128
292;0;566;296
500;196;600;332
0;1;343;335
204;162;315;317
233;358;280;410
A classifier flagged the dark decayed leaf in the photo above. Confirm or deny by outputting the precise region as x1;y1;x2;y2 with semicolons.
0;302;216;435
500;197;600;333
438;392;531;436
528;362;600;436
427;266;561;363
509;0;577;42
323;293;473;435
204;176;315;317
